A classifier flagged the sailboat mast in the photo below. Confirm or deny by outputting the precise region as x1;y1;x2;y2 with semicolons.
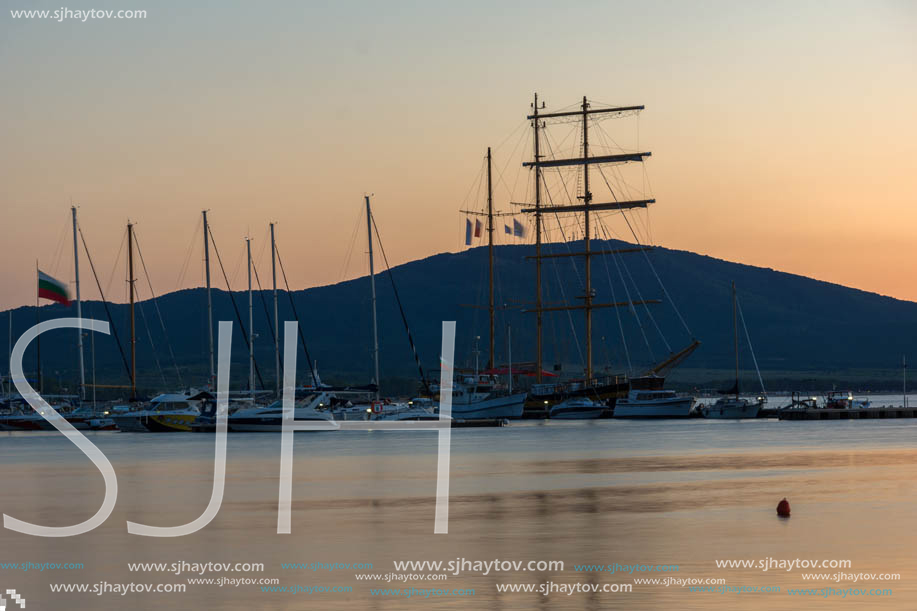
35;261;41;394
127;222;137;400
486;147;495;370
7;310;11;398
365;196;381;400
581;96;593;382
533;92;544;383
91;314;96;409
247;237;254;399
732;281;739;400
71;206;85;400
271;223;280;397
507;324;513;394
203;211;215;391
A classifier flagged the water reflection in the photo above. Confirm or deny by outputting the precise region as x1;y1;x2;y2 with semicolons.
0;418;916;609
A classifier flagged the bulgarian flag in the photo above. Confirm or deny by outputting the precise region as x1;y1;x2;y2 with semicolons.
38;270;71;306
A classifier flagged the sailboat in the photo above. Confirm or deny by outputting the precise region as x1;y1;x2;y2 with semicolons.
513;94;698;416
701;282;765;419
449;149;528;419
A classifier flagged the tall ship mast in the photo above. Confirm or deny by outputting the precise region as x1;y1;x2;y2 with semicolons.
518;94;699;415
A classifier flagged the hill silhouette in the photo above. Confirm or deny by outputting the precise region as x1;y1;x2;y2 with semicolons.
4;240;915;395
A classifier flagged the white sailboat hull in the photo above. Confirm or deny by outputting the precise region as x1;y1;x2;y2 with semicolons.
613;397;695;418
702;399;761;419
451;392;526;419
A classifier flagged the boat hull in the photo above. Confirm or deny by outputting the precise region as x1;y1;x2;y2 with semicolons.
613;397;695;418
112;412;197;432
525;380;626;416
549;407;605;419
228;415;336;432
111;415;148;432
452;393;526;419
143;414;197;432
702;400;761;419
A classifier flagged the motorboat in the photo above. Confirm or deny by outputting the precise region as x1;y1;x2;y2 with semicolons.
549;397;606;419
111;390;208;432
613;389;696;418
228;392;336;432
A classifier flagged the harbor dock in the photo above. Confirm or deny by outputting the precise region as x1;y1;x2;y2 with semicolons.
778;407;917;421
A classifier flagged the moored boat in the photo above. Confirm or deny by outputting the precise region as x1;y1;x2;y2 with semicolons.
700;397;762;419
112;391;208;432
613;389;695;418
432;374;526;419
549;397;605;419
701;282;767;420
228;392;336;432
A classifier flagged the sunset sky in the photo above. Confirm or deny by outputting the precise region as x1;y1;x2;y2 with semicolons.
1;0;915;311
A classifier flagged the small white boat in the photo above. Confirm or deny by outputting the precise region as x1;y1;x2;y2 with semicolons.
366;397;439;421
824;392;870;409
549;398;605;419
701;282;767;420
228;392;336;432
613;390;695;418
701;397;762;419
66;407;121;431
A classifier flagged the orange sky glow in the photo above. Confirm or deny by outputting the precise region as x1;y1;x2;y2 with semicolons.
1;0;915;310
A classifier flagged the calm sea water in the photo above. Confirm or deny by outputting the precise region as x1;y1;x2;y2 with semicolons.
2;398;917;609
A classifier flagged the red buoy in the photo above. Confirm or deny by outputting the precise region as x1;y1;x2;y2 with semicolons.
776;498;791;517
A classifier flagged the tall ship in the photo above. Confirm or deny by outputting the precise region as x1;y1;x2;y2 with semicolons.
509;94;699;416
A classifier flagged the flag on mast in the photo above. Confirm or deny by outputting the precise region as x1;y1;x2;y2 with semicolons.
37;270;71;306
504;224;511;235
513;218;525;238
464;219;472;246
474;219;482;238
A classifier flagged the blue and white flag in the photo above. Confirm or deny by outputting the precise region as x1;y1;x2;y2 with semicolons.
513;218;525;238
504;224;511;235
465;219;472;246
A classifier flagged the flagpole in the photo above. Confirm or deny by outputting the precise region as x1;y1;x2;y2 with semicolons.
72;206;85;401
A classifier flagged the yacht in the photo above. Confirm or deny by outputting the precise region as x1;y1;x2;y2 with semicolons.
700;396;763;419
613;389;695;418
431;374;526;419
370;398;448;421
111;391;206;432
549;398;606;419
0;399;77;431
228;392;337;432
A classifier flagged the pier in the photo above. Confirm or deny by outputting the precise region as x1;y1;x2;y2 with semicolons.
778;407;917;421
